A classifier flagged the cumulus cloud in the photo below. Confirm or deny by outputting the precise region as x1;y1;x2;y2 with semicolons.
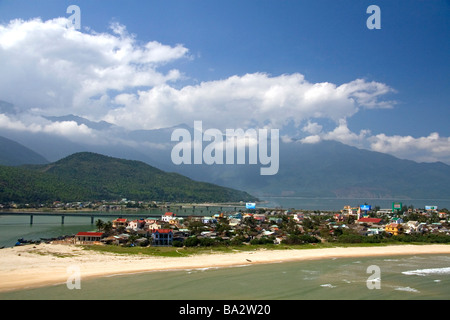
323;119;371;147
0;113;96;142
0;18;189;117
105;73;396;131
295;121;450;164
0;17;395;131
1;17;449;165
369;132;450;163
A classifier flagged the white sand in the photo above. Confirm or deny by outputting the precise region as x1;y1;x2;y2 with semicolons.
1;244;449;293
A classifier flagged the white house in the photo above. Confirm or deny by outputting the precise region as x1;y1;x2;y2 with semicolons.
145;219;161;231
161;212;176;222
127;219;146;231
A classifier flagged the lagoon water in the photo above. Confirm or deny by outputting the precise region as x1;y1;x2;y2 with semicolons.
0;254;449;300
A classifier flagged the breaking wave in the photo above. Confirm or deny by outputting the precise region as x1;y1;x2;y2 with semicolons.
402;267;450;276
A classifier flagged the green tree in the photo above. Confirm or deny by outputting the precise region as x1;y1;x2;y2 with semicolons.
187;220;206;236
95;219;105;232
216;218;231;237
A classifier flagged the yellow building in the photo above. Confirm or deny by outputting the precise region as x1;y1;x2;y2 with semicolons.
385;223;403;236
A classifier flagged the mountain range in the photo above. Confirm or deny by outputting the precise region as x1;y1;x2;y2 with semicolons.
0;152;256;203
1;111;450;200
0;136;48;166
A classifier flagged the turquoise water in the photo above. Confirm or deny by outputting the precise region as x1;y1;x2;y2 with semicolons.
1;254;449;300
0;215;103;248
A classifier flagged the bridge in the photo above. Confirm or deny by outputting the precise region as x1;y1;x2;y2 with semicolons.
0;211;141;225
0;205;246;225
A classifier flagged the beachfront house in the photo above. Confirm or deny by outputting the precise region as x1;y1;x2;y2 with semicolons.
151;229;173;246
75;232;104;245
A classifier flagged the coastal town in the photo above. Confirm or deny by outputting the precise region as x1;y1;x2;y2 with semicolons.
20;202;449;248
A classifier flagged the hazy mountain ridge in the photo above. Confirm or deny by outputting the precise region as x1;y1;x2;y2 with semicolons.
1;109;449;200
0;136;49;166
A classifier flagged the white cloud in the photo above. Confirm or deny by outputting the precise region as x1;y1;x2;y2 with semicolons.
302;121;323;135
0;17;395;132
323;119;371;147
0;18;189;117
300;135;321;144
0;113;96;142
1;18;449;165
295;120;450;164
369;132;450;163
105;72;396;131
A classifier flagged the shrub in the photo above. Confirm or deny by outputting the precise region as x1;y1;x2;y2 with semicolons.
184;236;200;247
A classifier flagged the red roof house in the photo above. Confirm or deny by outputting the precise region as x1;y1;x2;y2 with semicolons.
75;232;104;244
357;218;383;225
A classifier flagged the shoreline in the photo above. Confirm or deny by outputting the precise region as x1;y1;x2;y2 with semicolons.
1;244;450;293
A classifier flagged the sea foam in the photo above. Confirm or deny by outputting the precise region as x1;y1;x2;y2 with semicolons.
402;267;450;276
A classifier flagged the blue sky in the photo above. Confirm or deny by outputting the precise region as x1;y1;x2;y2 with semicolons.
0;0;449;163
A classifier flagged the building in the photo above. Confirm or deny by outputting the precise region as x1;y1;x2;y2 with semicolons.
293;213;304;222
357;218;383;225
202;216;216;224
341;206;359;216
127;219;146;231
151;229;173;246
145;219;161;231
112;218;128;229
75;232;104;244
162;212;176;222
385;223;403;236
390;217;404;224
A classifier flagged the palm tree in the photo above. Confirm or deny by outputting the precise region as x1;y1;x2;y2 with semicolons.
95;219;105;232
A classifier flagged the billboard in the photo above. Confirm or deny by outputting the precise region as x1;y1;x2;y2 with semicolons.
360;205;371;211
425;206;438;210
392;202;402;211
246;203;256;209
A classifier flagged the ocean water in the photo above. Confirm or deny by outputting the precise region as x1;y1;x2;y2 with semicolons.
0;254;449;300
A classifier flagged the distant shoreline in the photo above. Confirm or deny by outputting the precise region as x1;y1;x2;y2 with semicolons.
1;243;449;293
0;202;255;214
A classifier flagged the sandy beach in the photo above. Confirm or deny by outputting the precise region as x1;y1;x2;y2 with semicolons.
0;244;449;293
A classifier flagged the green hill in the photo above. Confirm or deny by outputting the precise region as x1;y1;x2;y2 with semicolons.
0;152;257;203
